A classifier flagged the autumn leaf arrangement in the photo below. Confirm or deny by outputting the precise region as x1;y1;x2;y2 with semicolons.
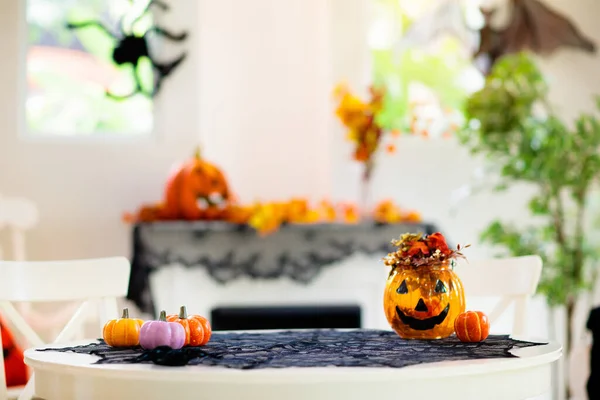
332;83;459;180
333;83;397;181
239;198;421;236
127;196;422;237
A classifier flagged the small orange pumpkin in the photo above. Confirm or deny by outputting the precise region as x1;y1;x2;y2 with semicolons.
454;311;490;342
162;148;231;220
166;306;212;346
103;308;144;347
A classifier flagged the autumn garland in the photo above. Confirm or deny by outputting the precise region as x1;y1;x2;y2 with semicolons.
383;232;469;270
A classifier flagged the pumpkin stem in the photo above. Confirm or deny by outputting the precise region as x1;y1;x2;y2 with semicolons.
159;310;167;322
121;308;129;319
179;305;188;319
194;146;202;160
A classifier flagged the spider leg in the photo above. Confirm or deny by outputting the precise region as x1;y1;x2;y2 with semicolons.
105;63;151;100
125;0;168;8
149;0;170;11
66;21;118;39
118;15;129;37
127;0;170;35
148;26;188;41
106;89;142;101
151;53;186;78
149;53;186;97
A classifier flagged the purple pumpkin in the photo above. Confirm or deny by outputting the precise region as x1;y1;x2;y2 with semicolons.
139;310;186;350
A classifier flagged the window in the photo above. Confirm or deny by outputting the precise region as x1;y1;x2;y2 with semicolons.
26;0;153;136
369;0;485;138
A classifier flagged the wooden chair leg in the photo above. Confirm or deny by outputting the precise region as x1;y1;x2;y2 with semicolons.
513;297;528;337
0;321;7;400
16;376;34;400
53;302;89;344
98;297;119;327
0;303;44;348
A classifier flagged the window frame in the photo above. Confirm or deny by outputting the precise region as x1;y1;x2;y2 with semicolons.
17;0;159;143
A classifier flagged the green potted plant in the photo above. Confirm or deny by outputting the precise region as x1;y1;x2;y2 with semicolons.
457;53;600;362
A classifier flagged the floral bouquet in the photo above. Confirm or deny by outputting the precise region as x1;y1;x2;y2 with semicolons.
383;232;469;269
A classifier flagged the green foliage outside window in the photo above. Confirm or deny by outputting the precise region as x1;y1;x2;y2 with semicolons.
371;0;478;135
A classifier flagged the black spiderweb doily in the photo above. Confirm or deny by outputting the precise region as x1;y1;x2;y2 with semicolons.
37;330;546;369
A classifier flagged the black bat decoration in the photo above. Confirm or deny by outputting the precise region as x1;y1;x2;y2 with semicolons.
66;0;188;100
475;0;596;74
397;0;596;75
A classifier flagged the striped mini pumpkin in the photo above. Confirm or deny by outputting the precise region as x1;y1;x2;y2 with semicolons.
454;311;490;342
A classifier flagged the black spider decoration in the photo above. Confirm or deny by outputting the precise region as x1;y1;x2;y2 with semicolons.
66;0;188;100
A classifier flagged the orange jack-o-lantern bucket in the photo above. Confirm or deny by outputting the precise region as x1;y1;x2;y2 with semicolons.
383;261;465;339
382;232;468;339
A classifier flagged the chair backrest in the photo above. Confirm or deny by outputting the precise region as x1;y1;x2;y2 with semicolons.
454;255;542;336
0;258;130;303
0;257;131;399
0;196;39;262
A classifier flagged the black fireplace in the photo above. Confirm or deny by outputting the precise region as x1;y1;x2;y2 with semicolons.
211;305;361;331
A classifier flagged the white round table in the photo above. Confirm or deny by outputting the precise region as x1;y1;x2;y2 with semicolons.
24;337;561;400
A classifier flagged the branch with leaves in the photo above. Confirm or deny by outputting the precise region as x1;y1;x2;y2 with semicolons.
333;83;396;181
457;53;600;356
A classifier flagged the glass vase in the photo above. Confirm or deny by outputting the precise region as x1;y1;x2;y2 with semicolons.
383;261;465;339
359;160;373;215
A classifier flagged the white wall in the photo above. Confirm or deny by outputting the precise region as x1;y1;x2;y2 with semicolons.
197;0;333;202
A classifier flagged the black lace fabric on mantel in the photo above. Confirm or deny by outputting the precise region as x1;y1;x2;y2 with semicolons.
127;222;438;315
38;330;546;369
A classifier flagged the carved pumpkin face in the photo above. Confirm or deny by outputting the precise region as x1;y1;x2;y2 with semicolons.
182;158;230;216
164;149;231;220
383;262;465;339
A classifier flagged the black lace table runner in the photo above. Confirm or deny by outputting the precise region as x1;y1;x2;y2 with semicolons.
38;330;545;369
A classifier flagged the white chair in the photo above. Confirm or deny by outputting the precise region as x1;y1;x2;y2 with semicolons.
455;255;549;400
455;255;543;337
0;195;39;262
0;196;83;349
0;257;131;400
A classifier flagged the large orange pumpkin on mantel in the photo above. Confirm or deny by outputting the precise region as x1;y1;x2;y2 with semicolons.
161;147;231;220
